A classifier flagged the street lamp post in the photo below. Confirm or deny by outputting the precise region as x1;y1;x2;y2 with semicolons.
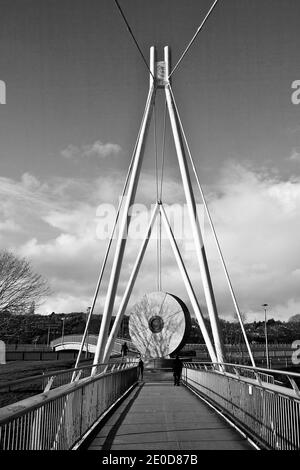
262;304;270;368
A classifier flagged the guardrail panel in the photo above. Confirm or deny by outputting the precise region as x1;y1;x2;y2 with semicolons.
0;364;138;450
183;363;300;450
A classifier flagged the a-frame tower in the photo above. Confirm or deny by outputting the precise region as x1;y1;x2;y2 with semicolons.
89;46;226;370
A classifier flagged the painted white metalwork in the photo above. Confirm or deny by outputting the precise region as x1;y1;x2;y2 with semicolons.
91;46;227;368
102;204;159;363
182;362;300;450
92;59;156;369
0;363;138;450
160;203;217;363
167;84;256;367
164;48;225;364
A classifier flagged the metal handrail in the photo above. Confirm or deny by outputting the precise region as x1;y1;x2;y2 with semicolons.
183;361;300;380
0;364;137;424
50;334;99;347
0;360;138;391
50;334;139;353
0;364;139;449
183;343;295;349
182;362;300;449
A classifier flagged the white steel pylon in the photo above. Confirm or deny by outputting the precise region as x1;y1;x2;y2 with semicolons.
92;46;225;372
102;201;218;365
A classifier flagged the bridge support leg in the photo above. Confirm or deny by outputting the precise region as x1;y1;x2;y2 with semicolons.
102;203;159;363
164;46;225;364
92;50;157;373
160;203;217;363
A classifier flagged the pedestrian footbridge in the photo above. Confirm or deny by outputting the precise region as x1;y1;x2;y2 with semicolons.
86;381;251;450
0;361;299;450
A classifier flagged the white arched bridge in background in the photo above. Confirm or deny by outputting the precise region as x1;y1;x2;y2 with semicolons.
50;335;138;356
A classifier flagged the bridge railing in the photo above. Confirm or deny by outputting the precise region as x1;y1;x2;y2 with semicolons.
50;335;99;349
182;362;300;450
50;335;139;355
0;360;137;405
0;361;139;450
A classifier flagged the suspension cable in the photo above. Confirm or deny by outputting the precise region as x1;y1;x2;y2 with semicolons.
73;85;155;373
114;0;155;80
153;100;160;291
169;0;220;78
154;100;159;202
158;99;168;291
159;100;167;202
167;84;256;367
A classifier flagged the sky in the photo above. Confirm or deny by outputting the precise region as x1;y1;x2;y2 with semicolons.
0;0;300;322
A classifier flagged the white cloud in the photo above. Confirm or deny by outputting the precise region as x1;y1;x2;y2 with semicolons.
289;147;300;161
0;219;21;232
197;161;300;321
1;162;300;322
61;140;122;160
21;173;41;191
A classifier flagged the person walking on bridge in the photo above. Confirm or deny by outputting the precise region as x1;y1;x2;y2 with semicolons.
173;355;183;386
121;341;128;358
138;357;144;380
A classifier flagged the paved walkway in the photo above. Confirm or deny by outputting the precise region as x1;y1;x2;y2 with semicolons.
87;382;254;450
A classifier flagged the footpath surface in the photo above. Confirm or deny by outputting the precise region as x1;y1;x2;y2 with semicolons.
87;380;254;451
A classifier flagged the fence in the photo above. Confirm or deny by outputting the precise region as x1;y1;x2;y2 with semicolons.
182;362;300;450
0;362;139;450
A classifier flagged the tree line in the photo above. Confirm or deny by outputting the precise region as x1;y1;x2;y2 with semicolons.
1;311;300;345
1;249;300;345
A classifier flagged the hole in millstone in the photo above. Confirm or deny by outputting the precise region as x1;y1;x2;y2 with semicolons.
148;315;164;334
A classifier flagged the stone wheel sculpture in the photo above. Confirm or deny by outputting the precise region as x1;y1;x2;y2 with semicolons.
128;291;190;358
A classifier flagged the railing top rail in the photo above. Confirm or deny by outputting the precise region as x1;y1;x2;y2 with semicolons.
183;361;300;379
0;360;139;390
0;364;139;426
50;335;138;351
183;343;294;347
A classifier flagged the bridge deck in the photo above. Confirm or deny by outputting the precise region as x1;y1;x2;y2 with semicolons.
87;379;254;451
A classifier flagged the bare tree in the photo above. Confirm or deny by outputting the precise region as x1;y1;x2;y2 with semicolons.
0;250;50;314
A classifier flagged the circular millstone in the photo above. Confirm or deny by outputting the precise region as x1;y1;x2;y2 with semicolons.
129;291;190;358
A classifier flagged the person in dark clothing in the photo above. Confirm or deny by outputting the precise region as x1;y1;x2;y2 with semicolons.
121;341;128;357
138;358;144;380
173;355;183;386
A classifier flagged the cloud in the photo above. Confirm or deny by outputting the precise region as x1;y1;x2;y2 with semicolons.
2;162;300;323
61;140;122;160
289;147;300;161
1;170;186;315
196;161;300;321
0;219;21;233
21;173;41;190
